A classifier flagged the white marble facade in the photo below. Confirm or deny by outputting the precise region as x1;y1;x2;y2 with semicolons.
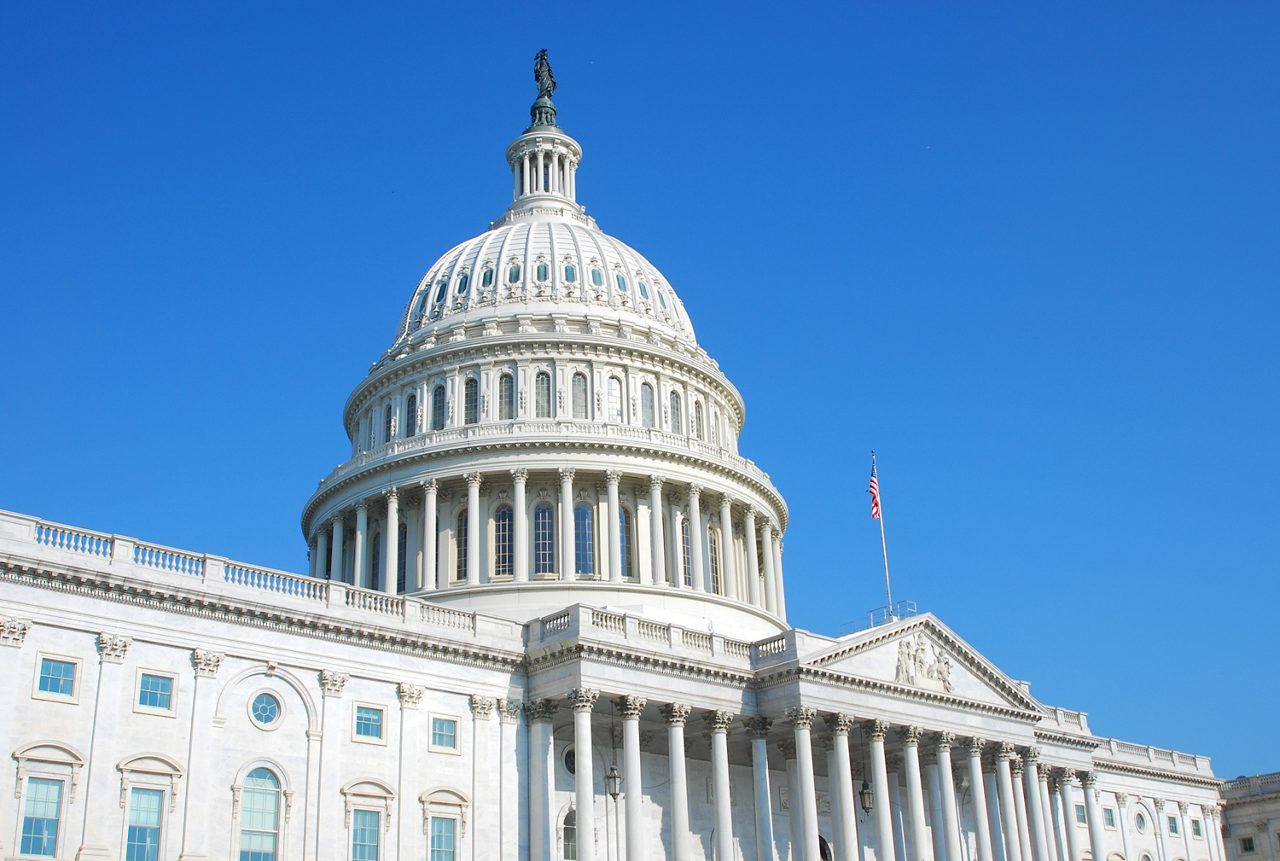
1221;774;1280;861
0;57;1225;861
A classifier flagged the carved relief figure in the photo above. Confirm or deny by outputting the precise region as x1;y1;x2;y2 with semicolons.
893;632;956;694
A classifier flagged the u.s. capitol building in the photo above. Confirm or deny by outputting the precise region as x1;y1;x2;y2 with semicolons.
0;54;1223;861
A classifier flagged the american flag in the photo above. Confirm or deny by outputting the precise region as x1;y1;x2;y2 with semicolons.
868;462;882;519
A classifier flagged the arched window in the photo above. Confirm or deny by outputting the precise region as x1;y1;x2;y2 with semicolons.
239;768;280;861
434;280;447;304
481;266;494;288
669;393;683;434
619;508;634;579
711;409;720;446
615;273;628;292
432;385;446;431
640;384;655;428
463;379;479;425
680;517;693;587
366;412;375;449
708;526;722;595
456;271;469;295
455;511;467;582
574;504;594;576
590;268;603;287
534;504;555;575
397;523;408;593
564;263;577;283
370;534;381;591
563;809;577;861
508;263;521;284
572;373;588;420
405;394;418;437
384;404;393;443
693;401;705;440
606;377;622;423
535;372;552;419
499;374;515;420
536;261;549;282
494;506;514;578
637;281;650;301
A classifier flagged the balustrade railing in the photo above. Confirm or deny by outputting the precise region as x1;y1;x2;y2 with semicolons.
345;588;404;617
224;562;327;601
134;543;204;578
34;522;113;558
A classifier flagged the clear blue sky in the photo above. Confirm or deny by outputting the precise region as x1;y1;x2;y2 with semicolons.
2;3;1276;778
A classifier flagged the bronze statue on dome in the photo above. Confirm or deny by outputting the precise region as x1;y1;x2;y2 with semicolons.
534;49;556;98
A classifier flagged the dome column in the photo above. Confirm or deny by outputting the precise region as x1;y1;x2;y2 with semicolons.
384;488;399;595
315;529;328;580
512;469;529;582
606;470;622;583
743;506;761;607
687;484;706;591
647;476;665;587
329;515;344;582
773;533;788;622
559;468;575;579
465;473;482;586
761;522;778;614
354;502;369;588
536;150;544;193
421;480;438;592
718;494;739;600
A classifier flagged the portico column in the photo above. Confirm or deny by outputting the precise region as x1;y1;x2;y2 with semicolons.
780;739;804;856
743;506;761;607
936;733;964;861
771;532;787;621
1081;772;1107;861
1023;749;1051;861
761;523;779;614
465;472;482;586
1035;762;1061;861
384;488;399;594
354;502;368;587
1057;775;1082;861
421;479;438;591
787;708;822;861
647;475;665;586
718;494;739;599
661;703;693;860
615;696;646;861
827;715;859;861
315;529;329;580
868;720;898;861
512;469;529;582
966;739;995;861
706;711;736;861
1046;774;1067;861
747;718;776;861
688;484;706;591
995;744;1025;861
899;727;933;861
569;689;600;861
525;700;557;861
606;470;623;582
986;763;1007;861
329;515;345;582
559;468;575;579
925;754;947;861
1011;757;1034;861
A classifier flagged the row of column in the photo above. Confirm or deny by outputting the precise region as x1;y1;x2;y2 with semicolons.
514;145;578;200
309;469;787;619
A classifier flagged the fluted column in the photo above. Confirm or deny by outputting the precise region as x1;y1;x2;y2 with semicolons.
718;494;739;599
559;468;575;579
526;700;557;861
647;476;664;586
967;739;995;861
1023;749;1051;861
747;718;776;861
995;744;1025;861
569;688;600;861
536;149;544;192
761;522;778;613
743;506;761;606
1011;757;1034;861
384;488;399;594
706;711;736;861
899;727;932;861
1057;775;1082;861
465;472;482;586
329;515;345;581
780;739;803;857
827;715;859;861
615;696;646;861
771;531;787;621
1037;767;1061;861
1115;794;1133;861
1082;772;1107;861
869;720;898;861
1177;802;1195;861
688;484;706;591
787;707;821;861
421;479;438;591
521;155;530;197
936;733;964;861
354;502;368;587
1151;798;1172;861
606;470;623;582
986;762;1006;861
661;703;693;860
925;753;947;861
512;469;528;583
316;528;329;580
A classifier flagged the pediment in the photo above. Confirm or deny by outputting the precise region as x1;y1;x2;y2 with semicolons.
802;614;1043;714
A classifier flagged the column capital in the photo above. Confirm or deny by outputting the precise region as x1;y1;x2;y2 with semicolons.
744;504;758;519
719;492;735;508
660;702;692;726
687;483;703;499
397;683;424;709
996;741;1018;761
384;485;399;501
1151;797;1165;811
469;694;497;719
824;713;857;735
331;513;345;527
785;705;817;729
1115;792;1129;807
778;738;797;759
421;477;438;493
97;632;132;664
1059;771;1080;789
866;718;890;741
605;469;622;485
497;700;522;724
319;669;349;697
1036;764;1052;783
558;467;576;482
1176;800;1189;815
744;716;773;739
936;731;957;751
510;468;528;483
524;699;558;723
1023;745;1042;764
464;472;483;488
703;710;736;733
897;725;924;746
1203;804;1219;819
355;501;368;513
192;648;224;677
1081;770;1099;787
567;688;599;712
1010;756;1025;777
967;736;987;756
613;695;647;719
648;474;664;490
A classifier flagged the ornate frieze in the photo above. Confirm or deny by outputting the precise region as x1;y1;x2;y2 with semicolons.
98;632;132;663
398;683;424;709
319;669;349;697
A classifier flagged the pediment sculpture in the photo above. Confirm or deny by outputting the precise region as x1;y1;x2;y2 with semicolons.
894;632;955;693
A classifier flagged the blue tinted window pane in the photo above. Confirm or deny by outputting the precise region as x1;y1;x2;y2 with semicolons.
482;267;494;287
534;505;555;574
430;818;457;861
239;770;279;861
456;273;469;295
355;706;383;739
38;659;75;696
590;268;603;287
431;717;457;749
126;788;163;861
615;273;628;292
536;263;549;281
352;809;380;861
638;281;650;300
564;264;577;283
21;778;62;857
508;265;521;284
138;674;173;710
251;693;280;725
574;505;594;575
495;506;514;577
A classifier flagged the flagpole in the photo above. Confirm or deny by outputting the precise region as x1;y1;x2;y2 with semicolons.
872;450;894;617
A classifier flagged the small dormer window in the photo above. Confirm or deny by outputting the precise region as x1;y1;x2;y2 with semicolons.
434;280;448;304
591;267;604;287
536;262;549;282
456;272;469;295
564;263;577;283
481;267;494;288
637;281;650;300
508;264;521;284
615;273;628;292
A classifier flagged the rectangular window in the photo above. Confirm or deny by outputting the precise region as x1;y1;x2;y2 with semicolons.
429;817;456;861
1240;837;1255;853
37;658;77;697
138;673;174;712
355;706;384;740
126;787;164;861
431;717;458;750
1192;819;1203;838
1168;816;1180;835
20;777;63;857
1075;804;1087;825
351;809;380;861
1104;808;1117;829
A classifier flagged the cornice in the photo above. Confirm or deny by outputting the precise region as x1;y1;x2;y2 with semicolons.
527;640;755;687
1091;757;1223;790
1033;729;1100;751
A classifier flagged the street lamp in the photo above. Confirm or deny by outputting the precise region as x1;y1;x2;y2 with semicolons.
606;764;621;802
859;779;874;814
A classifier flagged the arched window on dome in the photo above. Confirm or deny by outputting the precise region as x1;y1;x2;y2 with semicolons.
494;505;513;578
499;374;515;421
533;504;555;576
397;523;408;593
564;263;577;283
680;517;693;587
574;504;594;577
431;385;446;431
535;372;553;419
606;377;622;423
708;526;723;595
464;379;479;425
456;271;469;295
637;281;650;301
669;393;683;434
455;511;467;583
434;280;448;305
711;408;720;447
384;404;394;443
657;289;668;309
239;768;281;861
693;401;705;441
405;394;418;437
591;267;604;287
640;383;655;429
366;411;375;450
572;373;588;420
508;263;521;284
411;295;427;331
536;261;550;282
481;266;494;289
619;508;634;579
615;273;628;293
